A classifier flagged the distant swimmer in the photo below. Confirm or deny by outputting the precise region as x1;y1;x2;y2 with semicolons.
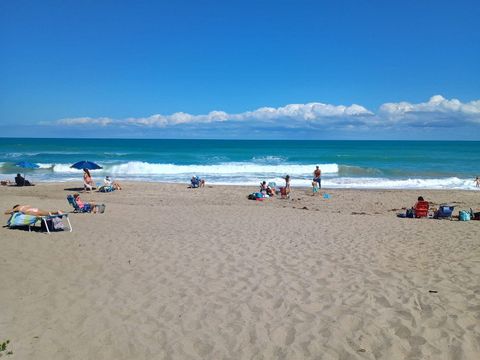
475;176;480;188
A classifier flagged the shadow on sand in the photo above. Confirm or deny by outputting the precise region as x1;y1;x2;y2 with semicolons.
63;187;86;192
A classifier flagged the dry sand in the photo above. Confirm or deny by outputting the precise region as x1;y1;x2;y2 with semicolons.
1;182;479;359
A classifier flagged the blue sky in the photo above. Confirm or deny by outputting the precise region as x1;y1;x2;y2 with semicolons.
1;0;479;139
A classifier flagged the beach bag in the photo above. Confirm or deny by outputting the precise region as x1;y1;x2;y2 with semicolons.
459;210;470;221
248;193;263;200
41;217;64;232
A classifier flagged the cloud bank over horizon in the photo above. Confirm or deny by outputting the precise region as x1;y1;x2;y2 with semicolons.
39;95;480;139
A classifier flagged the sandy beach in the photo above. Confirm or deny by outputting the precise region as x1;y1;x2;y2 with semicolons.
1;182;479;359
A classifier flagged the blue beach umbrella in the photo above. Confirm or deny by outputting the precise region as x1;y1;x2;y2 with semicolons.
70;161;103;170
15;161;40;170
15;161;40;185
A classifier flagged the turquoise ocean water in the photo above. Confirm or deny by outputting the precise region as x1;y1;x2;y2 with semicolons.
0;138;479;189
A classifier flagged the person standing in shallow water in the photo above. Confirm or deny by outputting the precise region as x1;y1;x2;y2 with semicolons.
313;166;322;189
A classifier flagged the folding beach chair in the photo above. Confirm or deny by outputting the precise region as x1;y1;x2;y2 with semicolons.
414;201;429;218
67;195;93;213
435;204;455;219
98;185;115;192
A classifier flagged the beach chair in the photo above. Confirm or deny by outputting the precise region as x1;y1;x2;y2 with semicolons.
84;181;94;192
98;185;115;192
6;212;72;234
67;195;93;213
435;204;455;219
414;200;429;218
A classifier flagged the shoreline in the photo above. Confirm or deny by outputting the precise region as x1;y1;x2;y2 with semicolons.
2;179;480;191
1;182;479;359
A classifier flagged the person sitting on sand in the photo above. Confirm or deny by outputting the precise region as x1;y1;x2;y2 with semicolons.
15;173;33;186
190;176;205;188
260;181;268;194
73;193;100;213
260;181;275;196
83;169;95;192
104;176;122;190
5;205;63;217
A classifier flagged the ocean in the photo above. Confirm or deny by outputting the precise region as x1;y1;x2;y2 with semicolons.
0;138;479;190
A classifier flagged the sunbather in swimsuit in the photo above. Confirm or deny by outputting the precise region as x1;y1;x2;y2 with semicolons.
83;169;95;191
5;205;63;217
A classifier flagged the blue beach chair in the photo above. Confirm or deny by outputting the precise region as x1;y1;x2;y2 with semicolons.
435;204;455;219
98;185;115;192
67;195;93;213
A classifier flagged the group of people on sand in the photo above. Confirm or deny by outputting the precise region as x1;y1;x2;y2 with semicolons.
0;174;35;186
3;169;121;224
258;166;321;198
83;169;122;192
259;174;291;197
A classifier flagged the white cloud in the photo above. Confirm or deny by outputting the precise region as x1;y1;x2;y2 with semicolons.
50;95;480;130
379;95;480;125
56;117;114;126
54;102;373;128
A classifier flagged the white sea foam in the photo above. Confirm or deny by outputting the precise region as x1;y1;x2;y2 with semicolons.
2;161;478;190
45;161;339;176
320;176;475;190
202;176;477;190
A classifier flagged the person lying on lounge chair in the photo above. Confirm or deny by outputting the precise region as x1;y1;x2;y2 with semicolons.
5;204;63;217
15;173;33;186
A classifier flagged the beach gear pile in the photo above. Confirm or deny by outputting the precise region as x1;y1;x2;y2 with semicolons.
248;192;268;201
398;202;480;221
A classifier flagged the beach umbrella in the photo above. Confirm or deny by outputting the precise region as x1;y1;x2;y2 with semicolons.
15;161;40;185
16;161;40;169
70;161;103;170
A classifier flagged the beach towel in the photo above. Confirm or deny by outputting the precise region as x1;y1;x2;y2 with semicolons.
7;212;39;228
